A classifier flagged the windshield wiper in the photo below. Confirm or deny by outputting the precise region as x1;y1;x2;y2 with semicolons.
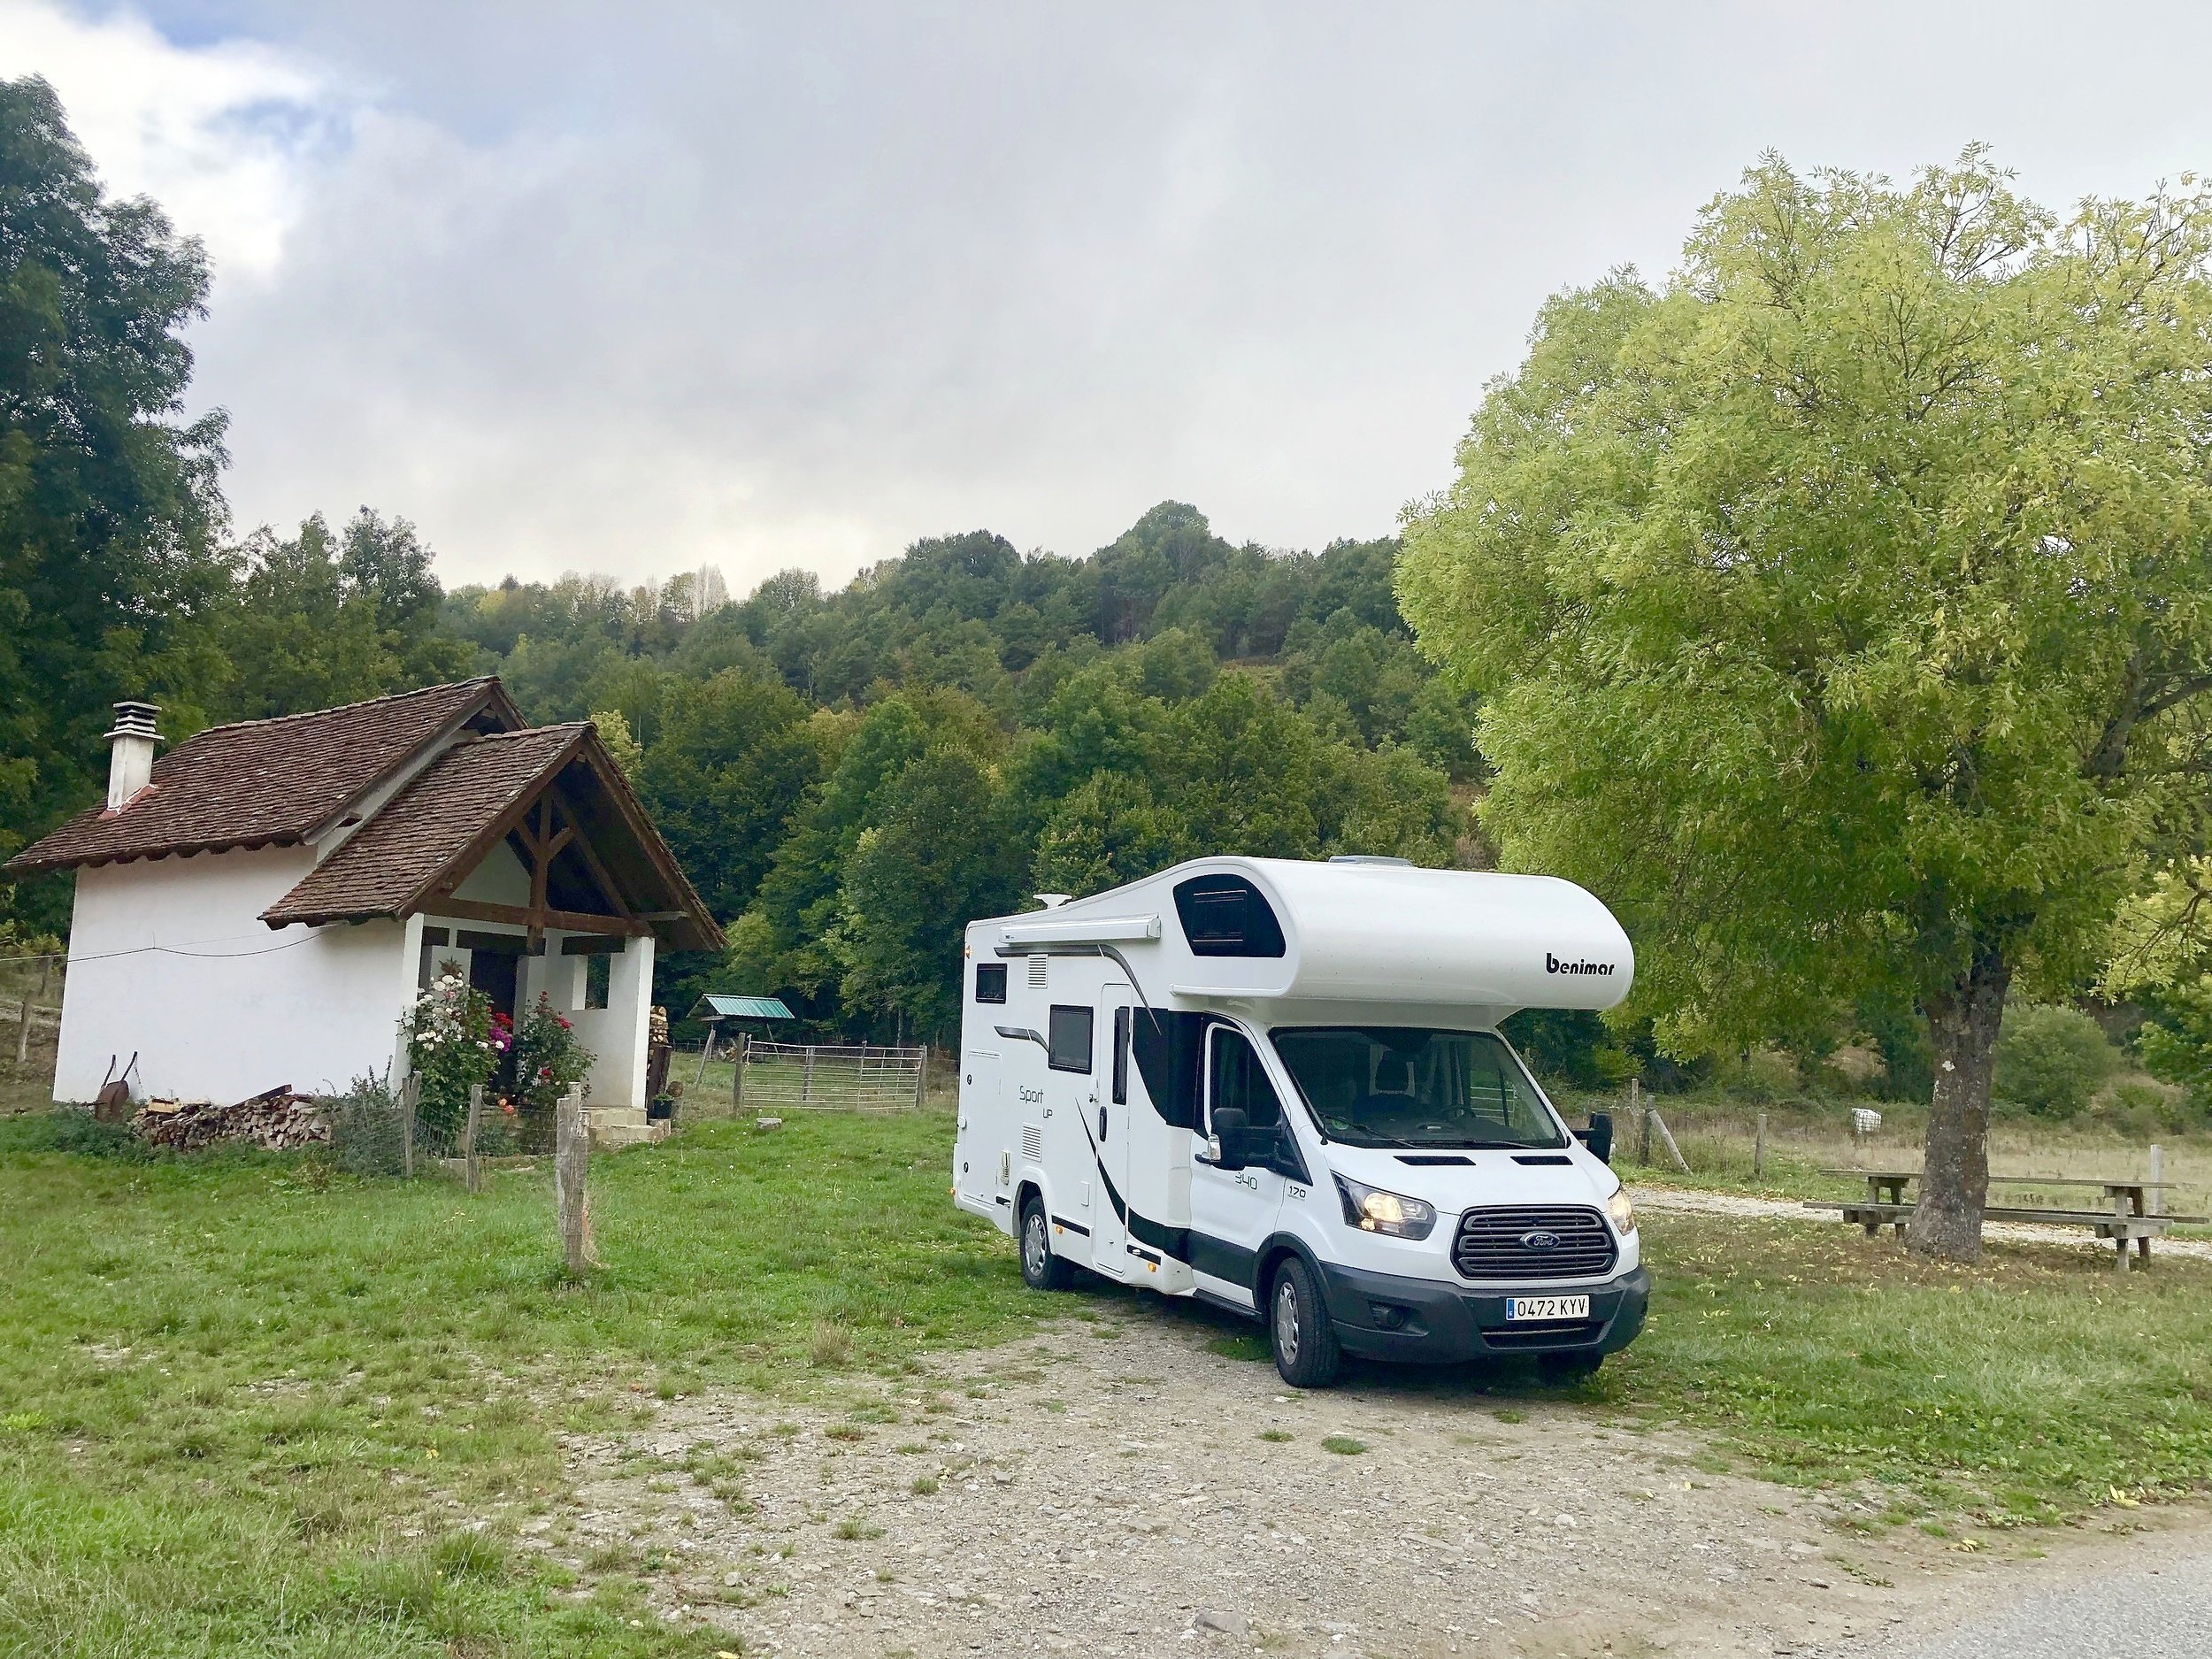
1328;1125;1422;1148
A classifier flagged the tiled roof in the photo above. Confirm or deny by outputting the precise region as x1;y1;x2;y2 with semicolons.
4;680;511;875
258;726;586;926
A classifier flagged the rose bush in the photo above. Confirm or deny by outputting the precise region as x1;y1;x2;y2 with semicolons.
402;969;509;1142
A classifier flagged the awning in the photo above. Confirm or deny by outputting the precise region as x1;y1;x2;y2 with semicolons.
688;995;795;1021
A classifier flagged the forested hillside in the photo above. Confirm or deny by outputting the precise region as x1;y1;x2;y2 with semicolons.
432;501;1480;1040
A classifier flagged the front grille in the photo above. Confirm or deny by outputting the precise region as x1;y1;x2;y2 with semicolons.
1482;1318;1606;1350
1452;1205;1617;1282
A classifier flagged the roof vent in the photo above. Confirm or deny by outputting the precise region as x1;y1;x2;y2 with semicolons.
104;701;161;813
1326;855;1412;866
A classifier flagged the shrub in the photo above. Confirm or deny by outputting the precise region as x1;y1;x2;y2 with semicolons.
401;969;510;1140
1993;1003;2117;1116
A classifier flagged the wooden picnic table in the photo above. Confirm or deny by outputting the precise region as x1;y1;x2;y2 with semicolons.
1810;1169;2203;1272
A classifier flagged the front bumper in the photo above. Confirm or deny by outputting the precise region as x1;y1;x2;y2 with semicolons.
1313;1257;1649;1364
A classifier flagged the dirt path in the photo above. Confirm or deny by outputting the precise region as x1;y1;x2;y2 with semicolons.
531;1293;2204;1659
1629;1185;2212;1263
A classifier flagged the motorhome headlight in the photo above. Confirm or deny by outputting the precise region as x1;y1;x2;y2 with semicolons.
1333;1174;1437;1240
1607;1187;1637;1235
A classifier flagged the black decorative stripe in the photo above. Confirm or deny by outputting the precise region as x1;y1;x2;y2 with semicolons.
1050;1215;1091;1237
1184;1229;1258;1289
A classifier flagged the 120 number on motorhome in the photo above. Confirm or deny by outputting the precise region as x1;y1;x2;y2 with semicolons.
1504;1294;1589;1322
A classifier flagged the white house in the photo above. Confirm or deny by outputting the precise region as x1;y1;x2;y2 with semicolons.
5;680;721;1125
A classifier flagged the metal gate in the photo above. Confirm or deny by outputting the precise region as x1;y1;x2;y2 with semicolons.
735;1040;926;1113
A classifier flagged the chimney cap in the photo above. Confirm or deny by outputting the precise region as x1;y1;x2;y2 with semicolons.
106;702;162;741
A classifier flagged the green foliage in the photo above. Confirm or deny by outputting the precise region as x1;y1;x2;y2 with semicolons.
512;993;595;1115
402;969;503;1139
1993;1003;2118;1116
1400;149;2212;1187
0;76;231;927
2138;977;2212;1116
634;668;826;922
836;748;1024;1038
215;510;473;721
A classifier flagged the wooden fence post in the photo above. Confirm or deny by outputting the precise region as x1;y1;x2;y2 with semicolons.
1754;1111;1767;1179
915;1045;927;1110
400;1071;418;1179
463;1083;485;1194
557;1085;593;1275
802;1045;815;1108
1649;1106;1690;1174
2149;1143;2163;1217
733;1032;746;1113
13;956;47;1066
1630;1079;1648;1164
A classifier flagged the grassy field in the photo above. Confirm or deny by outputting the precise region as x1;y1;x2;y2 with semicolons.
2;1103;2208;1655
1551;1086;2212;1219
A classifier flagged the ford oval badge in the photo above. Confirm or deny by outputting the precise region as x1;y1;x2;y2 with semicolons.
1520;1229;1563;1252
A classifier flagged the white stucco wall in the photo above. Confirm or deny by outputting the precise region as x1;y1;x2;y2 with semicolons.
572;933;654;1107
53;849;411;1104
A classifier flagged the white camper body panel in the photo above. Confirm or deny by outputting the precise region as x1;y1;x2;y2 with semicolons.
954;857;1651;1375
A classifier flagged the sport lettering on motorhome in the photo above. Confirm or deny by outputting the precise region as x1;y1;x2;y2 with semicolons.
1546;952;1615;976
955;856;1649;1391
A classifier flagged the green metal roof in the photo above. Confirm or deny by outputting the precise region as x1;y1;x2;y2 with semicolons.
688;994;795;1021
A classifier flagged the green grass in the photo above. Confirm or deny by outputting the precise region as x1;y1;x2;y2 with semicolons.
0;1106;1033;1656
1614;1215;2212;1525
1319;1435;1368;1455
4;1102;2210;1655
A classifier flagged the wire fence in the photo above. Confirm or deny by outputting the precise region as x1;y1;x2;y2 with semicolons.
2;951;65;1107
730;1039;927;1114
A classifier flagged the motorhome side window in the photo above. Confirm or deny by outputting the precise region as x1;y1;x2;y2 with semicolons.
974;962;1008;1004
1112;1007;1130;1104
1269;1026;1565;1151
1207;1028;1282;1129
1172;874;1286;957
1047;1005;1094;1072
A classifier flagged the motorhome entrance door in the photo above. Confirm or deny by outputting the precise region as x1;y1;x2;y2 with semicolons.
1188;1022;1288;1308
1080;982;1131;1278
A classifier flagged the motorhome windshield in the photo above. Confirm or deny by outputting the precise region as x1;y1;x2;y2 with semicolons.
1269;1027;1565;1150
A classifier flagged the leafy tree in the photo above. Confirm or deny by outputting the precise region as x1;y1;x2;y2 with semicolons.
634;668;826;921
1993;1003;2117;1116
834;748;1025;1040
218;510;472;719
1401;151;2212;1259
0;76;230;927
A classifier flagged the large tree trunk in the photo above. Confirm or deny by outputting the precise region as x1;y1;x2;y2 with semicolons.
1907;944;2011;1263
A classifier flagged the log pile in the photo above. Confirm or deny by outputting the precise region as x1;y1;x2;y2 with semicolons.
132;1084;330;1152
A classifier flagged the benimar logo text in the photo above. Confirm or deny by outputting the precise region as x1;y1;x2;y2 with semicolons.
1546;952;1615;976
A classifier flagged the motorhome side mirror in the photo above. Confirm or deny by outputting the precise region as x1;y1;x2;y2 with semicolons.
1577;1110;1615;1164
1211;1107;1250;1171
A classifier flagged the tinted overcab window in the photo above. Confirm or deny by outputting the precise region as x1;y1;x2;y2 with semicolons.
1172;874;1286;958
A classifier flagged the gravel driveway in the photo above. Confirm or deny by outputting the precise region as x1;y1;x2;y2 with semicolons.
524;1283;2209;1659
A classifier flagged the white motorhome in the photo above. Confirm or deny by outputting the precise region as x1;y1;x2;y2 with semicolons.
953;856;1645;1388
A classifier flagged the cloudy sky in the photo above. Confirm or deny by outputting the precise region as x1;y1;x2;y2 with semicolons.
10;3;2212;593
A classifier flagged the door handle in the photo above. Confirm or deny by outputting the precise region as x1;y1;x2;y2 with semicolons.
1097;1105;1108;1141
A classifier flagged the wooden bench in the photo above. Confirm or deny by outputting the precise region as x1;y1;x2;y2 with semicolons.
1809;1169;2207;1273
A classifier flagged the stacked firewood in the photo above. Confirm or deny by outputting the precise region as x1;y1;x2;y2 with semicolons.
132;1085;330;1152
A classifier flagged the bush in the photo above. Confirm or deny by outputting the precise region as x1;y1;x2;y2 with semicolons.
1993;1002;2117;1116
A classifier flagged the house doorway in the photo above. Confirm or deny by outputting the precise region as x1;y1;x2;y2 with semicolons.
468;949;519;1023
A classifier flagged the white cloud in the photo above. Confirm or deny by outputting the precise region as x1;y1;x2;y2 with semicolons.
0;1;341;281
12;3;2212;596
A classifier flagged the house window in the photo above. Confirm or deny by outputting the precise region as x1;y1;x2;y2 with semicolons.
585;953;611;1010
975;962;1008;1004
1048;1005;1094;1073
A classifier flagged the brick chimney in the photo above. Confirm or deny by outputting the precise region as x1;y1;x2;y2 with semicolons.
104;701;160;812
